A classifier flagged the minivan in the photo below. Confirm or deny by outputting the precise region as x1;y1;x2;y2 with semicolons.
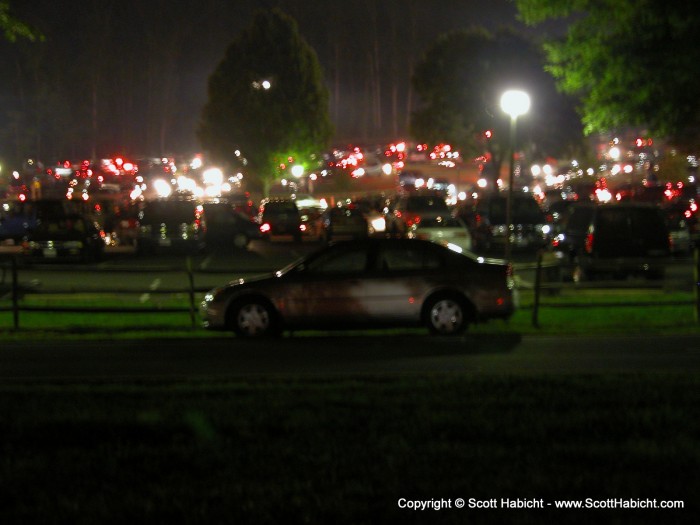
552;202;671;280
136;199;206;253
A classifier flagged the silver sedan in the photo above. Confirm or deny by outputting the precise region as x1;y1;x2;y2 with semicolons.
201;238;516;337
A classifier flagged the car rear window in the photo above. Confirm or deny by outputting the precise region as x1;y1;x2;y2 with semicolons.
140;202;197;224
405;196;448;212
264;201;298;213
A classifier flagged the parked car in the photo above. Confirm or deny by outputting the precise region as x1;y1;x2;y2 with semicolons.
136;198;206;253
22;214;105;262
200;238;516;337
385;192;450;235
202;201;261;249
0;199;76;244
406;216;472;253
457;193;550;252
0;200;36;244
320;205;368;242
257;198;303;242
551;202;671;280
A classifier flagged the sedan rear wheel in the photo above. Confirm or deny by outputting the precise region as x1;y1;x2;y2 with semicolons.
230;300;278;337
232;232;249;250
426;296;468;335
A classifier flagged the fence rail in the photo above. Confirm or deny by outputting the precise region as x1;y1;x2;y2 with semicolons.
2;251;700;331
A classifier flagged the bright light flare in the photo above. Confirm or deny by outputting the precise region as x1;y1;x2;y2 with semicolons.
203;167;224;186
153;179;172;198
500;90;531;118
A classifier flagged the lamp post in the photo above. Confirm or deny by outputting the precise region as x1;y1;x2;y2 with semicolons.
500;90;530;262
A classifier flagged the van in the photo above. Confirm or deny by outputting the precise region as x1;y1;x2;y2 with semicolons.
552;202;671;280
136;199;205;253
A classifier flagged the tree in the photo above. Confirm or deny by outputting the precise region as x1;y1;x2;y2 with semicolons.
198;9;333;195
410;27;583;182
0;1;41;42
515;0;700;146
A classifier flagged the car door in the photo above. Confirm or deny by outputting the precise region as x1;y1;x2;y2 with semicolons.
366;241;446;322
280;243;377;327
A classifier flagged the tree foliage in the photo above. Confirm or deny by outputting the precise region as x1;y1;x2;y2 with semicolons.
198;9;333;195
410;27;583;178
515;0;700;144
0;1;41;42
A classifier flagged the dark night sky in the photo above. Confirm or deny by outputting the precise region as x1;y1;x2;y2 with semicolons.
0;0;556;162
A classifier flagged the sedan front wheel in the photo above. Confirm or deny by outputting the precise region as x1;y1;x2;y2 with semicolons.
229;299;279;338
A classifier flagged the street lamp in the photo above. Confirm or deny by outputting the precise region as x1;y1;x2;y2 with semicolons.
500;89;530;262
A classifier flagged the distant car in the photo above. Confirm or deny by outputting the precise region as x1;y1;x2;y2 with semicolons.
662;201;694;255
22;214;105;262
385;192;450;234
136;199;205;254
1;200;36;244
257;198;303;242
1;199;82;244
202;202;261;250
200;238;516;337
407;216;472;253
552;202;671;280
457;193;550;251
320;206;368;242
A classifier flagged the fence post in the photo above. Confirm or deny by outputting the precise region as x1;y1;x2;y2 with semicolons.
532;250;542;328
186;257;197;329
695;246;700;324
11;256;20;330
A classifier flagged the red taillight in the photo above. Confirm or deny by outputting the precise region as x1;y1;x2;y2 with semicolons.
585;233;594;254
260;223;271;233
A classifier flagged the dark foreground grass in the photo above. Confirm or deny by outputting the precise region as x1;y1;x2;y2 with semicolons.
1;375;699;524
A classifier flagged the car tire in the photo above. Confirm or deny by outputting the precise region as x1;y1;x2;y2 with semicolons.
232;233;249;250
424;294;471;335
228;298;280;338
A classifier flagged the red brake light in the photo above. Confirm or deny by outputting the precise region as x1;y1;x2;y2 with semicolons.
260;223;271;233
585;233;594;254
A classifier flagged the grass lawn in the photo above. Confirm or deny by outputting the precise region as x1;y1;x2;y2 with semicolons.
1;375;698;524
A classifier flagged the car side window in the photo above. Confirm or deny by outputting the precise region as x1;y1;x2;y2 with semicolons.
379;244;443;271
305;246;369;274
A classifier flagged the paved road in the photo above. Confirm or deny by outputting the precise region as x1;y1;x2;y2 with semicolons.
1;334;699;382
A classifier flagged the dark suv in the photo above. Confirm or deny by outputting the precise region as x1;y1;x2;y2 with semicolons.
552;202;671;280
257;198;303;242
136;199;205;253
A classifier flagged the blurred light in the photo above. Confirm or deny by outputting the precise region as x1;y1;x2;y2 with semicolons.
154;179;172;198
203;167;224;186
190;157;203;170
292;164;304;177
500;90;531;118
382;163;392;176
477;178;488;188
